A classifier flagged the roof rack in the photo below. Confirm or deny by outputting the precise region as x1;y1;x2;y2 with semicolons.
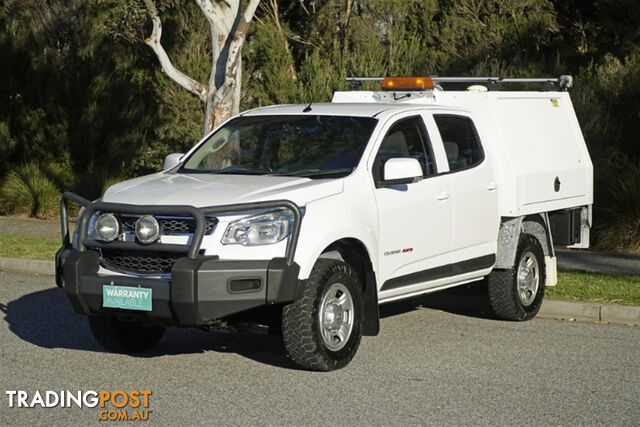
346;75;573;91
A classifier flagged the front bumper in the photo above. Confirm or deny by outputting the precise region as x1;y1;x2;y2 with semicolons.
57;192;302;326
58;249;299;326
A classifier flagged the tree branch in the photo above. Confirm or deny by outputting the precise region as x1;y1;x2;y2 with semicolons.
143;0;208;101
197;0;234;36
242;0;260;24
195;0;217;23
214;0;260;103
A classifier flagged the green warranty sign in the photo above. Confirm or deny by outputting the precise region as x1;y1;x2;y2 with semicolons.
103;285;152;312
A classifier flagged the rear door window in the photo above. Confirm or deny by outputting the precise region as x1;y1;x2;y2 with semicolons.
433;115;484;172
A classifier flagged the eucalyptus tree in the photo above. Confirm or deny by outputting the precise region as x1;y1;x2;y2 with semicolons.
141;0;260;133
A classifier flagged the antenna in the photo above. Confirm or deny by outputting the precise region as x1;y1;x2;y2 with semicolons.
303;102;312;112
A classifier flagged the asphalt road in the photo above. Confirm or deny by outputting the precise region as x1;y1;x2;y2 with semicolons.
1;271;638;426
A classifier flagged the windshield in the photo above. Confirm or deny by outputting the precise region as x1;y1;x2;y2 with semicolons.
180;115;378;178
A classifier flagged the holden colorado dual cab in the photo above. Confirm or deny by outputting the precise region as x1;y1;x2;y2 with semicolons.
56;75;593;371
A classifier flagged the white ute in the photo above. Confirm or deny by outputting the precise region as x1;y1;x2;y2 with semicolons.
57;75;593;371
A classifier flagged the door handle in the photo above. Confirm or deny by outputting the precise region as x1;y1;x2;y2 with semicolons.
486;182;497;191
436;191;450;201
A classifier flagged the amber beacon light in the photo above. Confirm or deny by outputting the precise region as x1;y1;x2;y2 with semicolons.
381;76;435;91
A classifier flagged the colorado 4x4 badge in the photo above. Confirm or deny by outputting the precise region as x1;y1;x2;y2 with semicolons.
384;247;413;256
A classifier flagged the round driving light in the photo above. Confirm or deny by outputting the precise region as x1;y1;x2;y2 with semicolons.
95;213;120;242
135;215;160;244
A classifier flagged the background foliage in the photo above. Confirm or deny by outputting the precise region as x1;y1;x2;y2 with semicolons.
0;0;638;251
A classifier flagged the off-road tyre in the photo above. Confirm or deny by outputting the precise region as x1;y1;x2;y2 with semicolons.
89;314;165;353
282;259;363;371
488;233;546;321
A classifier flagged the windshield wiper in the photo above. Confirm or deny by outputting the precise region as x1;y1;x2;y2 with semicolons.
276;168;353;178
211;165;270;175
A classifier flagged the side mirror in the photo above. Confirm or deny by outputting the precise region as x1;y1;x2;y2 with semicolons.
163;153;184;170
381;158;423;186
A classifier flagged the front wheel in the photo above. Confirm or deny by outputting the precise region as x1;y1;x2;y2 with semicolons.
282;259;363;371
488;234;546;321
89;314;165;354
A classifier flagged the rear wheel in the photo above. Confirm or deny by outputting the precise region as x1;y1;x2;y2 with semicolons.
488;234;546;321
282;259;363;371
89;314;165;353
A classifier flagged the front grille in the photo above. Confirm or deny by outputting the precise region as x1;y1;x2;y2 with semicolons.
101;250;182;274
116;215;217;235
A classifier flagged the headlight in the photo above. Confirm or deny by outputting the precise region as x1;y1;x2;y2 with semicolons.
222;208;294;246
135;215;160;244
95;213;120;242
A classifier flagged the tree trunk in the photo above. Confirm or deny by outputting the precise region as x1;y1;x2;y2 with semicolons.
202;72;238;134
202;52;243;134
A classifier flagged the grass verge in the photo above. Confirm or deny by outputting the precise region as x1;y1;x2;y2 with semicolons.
549;270;640;306
0;235;59;260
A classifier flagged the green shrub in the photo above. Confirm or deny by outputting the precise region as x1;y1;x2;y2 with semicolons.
45;161;77;191
594;162;640;254
0;164;60;219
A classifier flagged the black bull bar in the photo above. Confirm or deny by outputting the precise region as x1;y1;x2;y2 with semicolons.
59;191;302;265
